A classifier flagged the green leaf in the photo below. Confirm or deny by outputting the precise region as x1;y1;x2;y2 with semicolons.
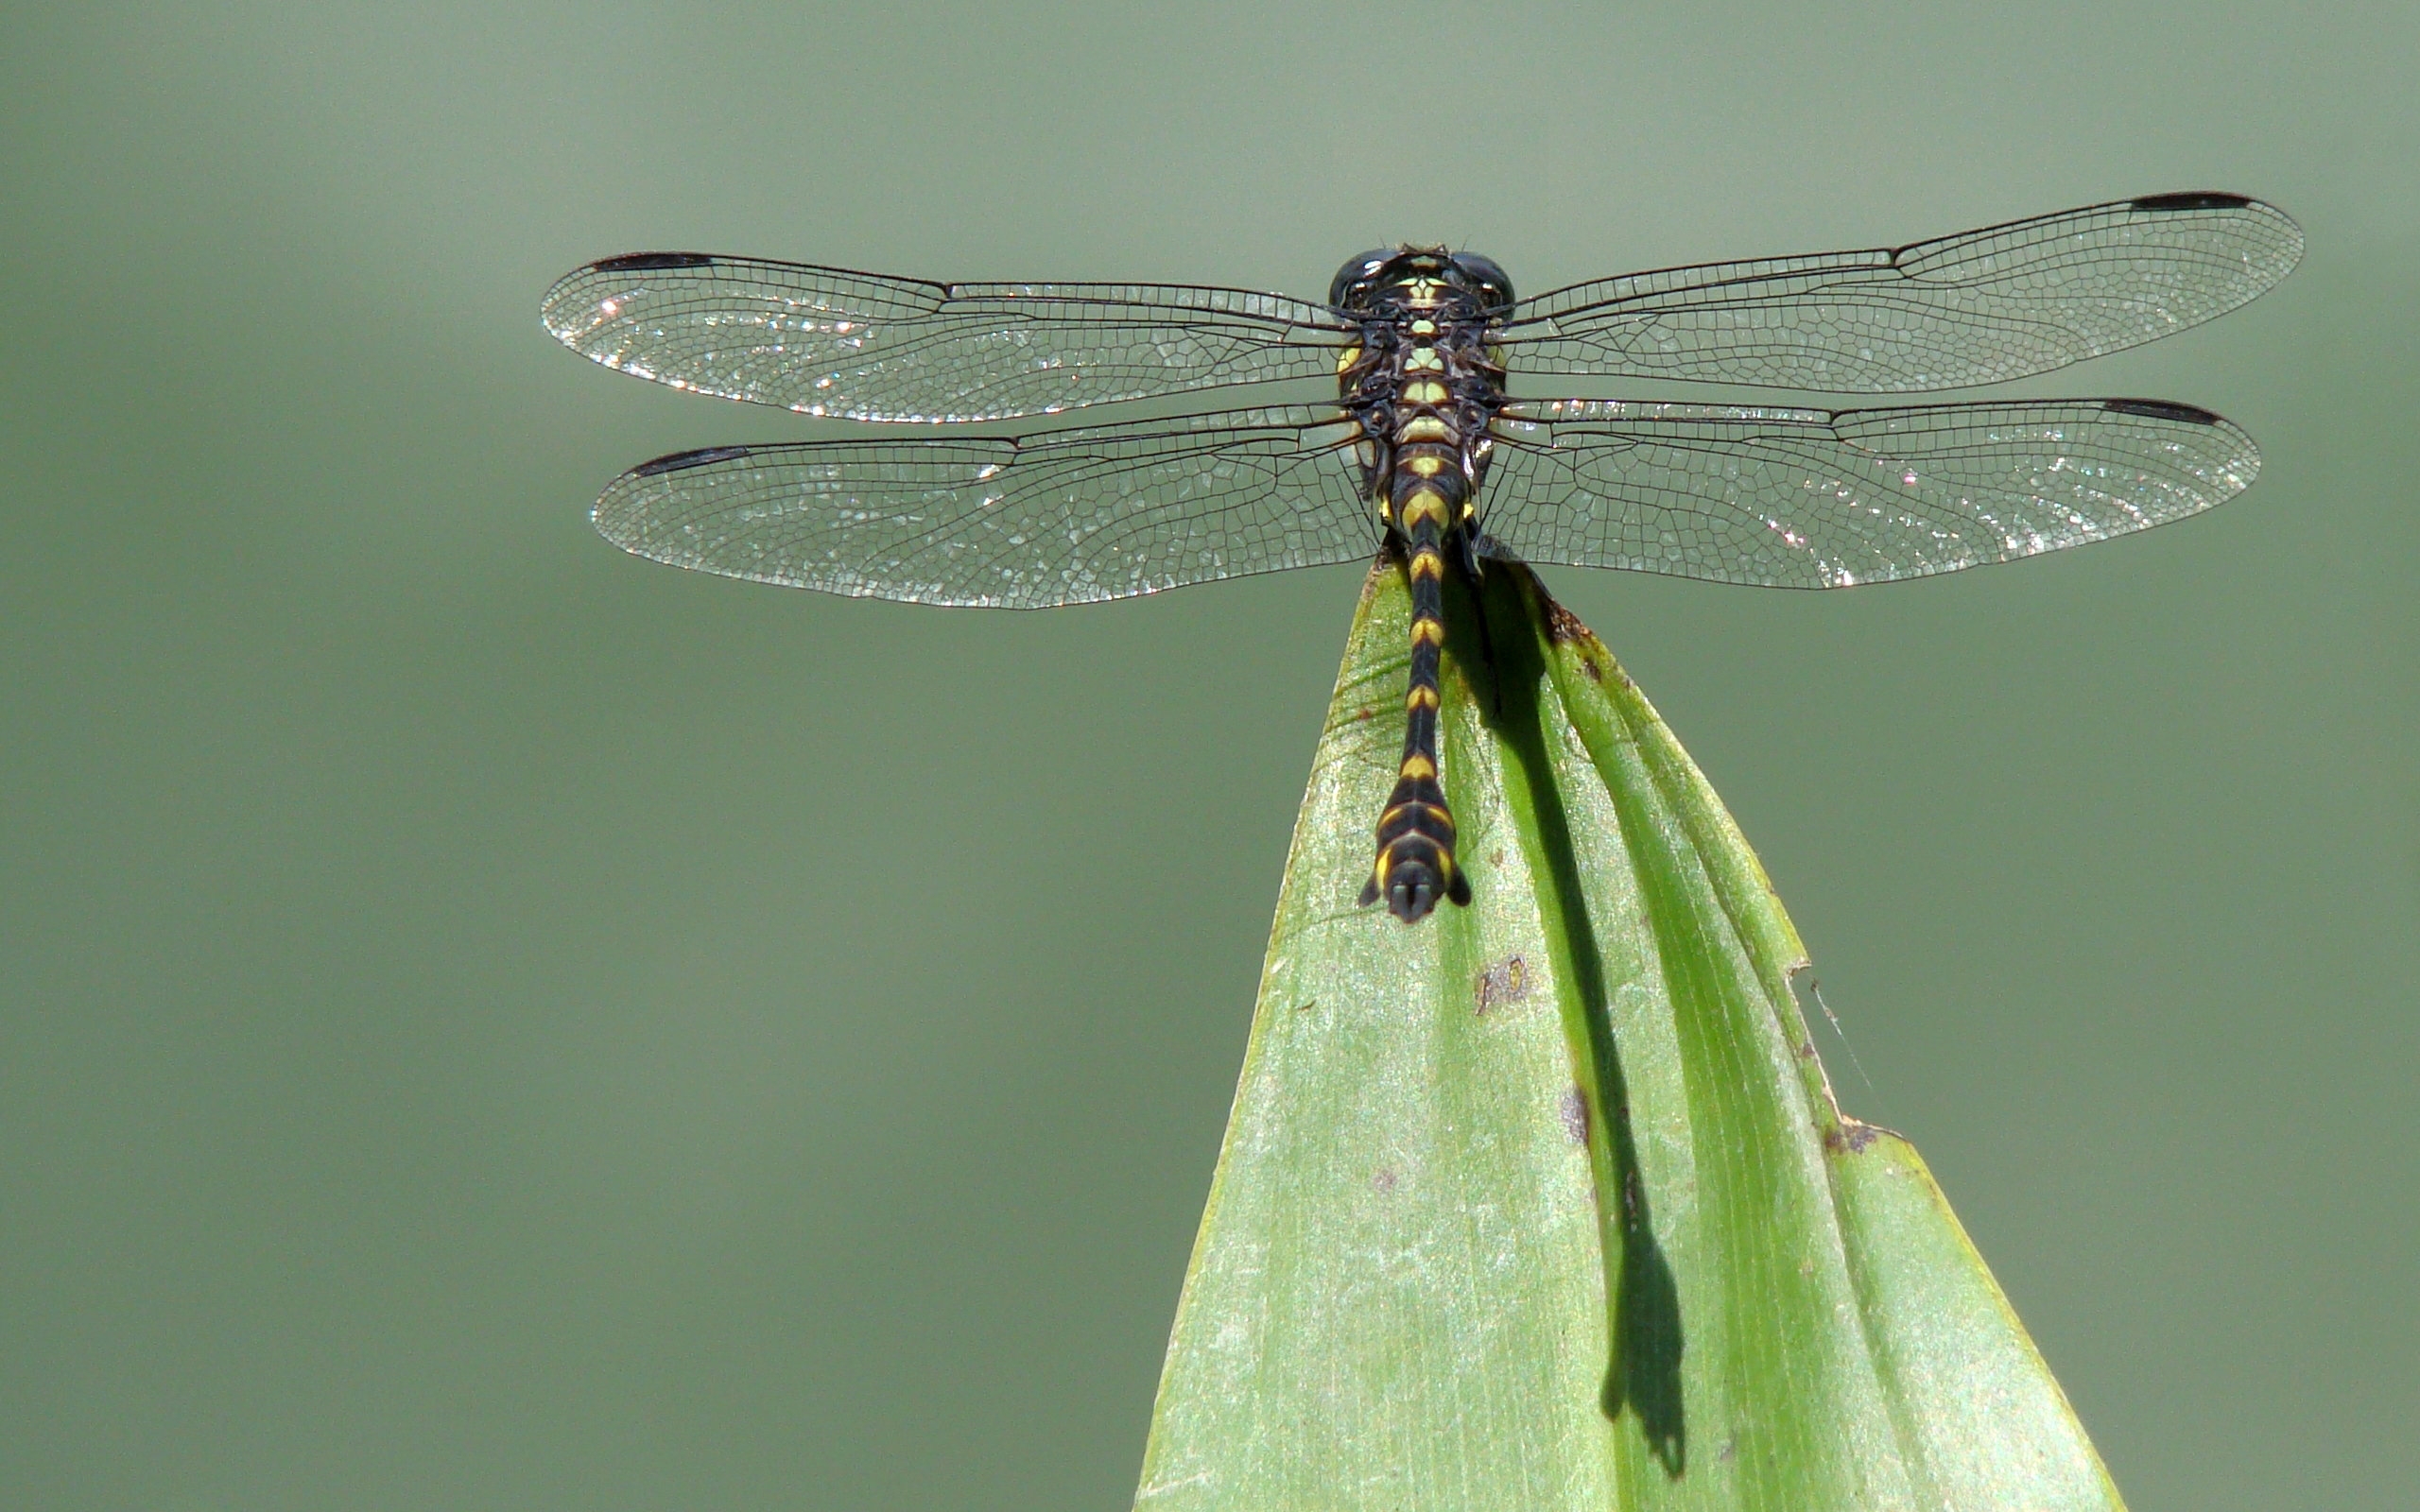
1132;560;2125;1512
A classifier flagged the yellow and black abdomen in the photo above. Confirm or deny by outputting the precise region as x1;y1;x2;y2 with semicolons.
1358;388;1480;922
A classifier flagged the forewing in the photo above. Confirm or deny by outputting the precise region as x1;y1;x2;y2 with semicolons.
1477;397;2259;588
543;254;1350;421
592;407;1376;607
1499;194;2302;391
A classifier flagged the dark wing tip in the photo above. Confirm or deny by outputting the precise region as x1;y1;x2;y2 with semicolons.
588;251;718;273
2129;191;2256;213
2103;398;2223;424
630;444;752;477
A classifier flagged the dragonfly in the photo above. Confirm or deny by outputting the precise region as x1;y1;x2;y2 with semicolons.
544;192;2300;923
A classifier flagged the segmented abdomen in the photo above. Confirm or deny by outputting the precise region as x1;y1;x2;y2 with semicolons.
1359;433;1475;922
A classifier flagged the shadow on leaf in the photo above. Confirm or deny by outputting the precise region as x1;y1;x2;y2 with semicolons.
1475;566;1686;1478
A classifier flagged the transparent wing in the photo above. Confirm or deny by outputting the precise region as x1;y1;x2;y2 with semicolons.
591;406;1376;607
1498;194;2302;391
1477;397;2258;588
543;254;1351;422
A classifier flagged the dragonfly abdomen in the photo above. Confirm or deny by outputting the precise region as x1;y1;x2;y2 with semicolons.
1359;474;1477;923
1358;365;1494;922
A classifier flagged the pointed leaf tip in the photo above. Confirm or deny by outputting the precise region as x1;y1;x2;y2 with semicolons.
1134;560;2123;1512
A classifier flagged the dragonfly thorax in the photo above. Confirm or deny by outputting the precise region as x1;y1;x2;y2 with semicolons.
1334;254;1512;530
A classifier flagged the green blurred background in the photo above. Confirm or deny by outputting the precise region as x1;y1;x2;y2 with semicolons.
3;2;2411;1507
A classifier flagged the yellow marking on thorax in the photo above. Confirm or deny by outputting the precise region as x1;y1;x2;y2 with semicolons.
1400;416;1449;443
1408;454;1444;476
1404;379;1448;405
1405;346;1443;371
1409;318;1438;335
1399;489;1449;528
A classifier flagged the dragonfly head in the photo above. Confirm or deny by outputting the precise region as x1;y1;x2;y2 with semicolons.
1329;247;1515;318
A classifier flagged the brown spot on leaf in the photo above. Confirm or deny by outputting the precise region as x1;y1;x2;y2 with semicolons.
1560;1086;1591;1145
1823;1118;1882;1155
1542;596;1616;683
1474;955;1530;1014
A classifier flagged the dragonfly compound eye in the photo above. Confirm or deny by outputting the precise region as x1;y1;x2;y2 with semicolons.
1329;249;1396;310
1448;251;1514;310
